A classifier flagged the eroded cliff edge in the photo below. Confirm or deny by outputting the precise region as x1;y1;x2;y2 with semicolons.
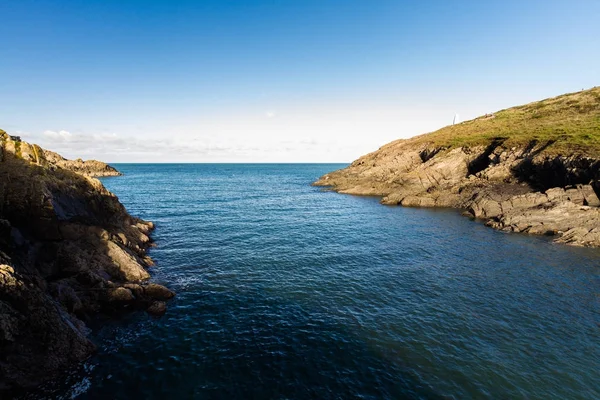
315;87;600;247
0;130;174;393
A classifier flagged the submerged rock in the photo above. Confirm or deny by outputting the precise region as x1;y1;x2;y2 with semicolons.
146;301;168;316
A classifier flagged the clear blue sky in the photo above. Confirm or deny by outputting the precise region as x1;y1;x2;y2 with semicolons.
1;0;599;162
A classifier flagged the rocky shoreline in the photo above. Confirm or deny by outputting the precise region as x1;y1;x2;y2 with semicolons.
0;130;174;394
315;142;600;247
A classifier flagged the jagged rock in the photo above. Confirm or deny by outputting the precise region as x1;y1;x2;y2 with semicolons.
51;283;84;313
105;240;151;281
123;283;144;298
579;184;600;206
0;301;21;342
0;132;174;393
42;149;122;177
469;197;503;219
0;264;95;392
565;188;585;205
401;195;436;207
143;283;176;300
108;287;135;302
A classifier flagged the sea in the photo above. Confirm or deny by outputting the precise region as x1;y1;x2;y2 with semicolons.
31;164;600;399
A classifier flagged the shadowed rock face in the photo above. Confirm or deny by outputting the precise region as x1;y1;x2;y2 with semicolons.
0;130;174;393
314;139;600;247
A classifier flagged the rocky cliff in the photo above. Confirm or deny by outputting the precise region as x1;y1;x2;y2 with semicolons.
315;87;600;247
0;130;174;394
0;131;122;177
42;149;123;177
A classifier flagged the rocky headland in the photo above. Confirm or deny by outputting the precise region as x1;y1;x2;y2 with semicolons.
0;130;174;394
42;149;123;177
315;87;600;247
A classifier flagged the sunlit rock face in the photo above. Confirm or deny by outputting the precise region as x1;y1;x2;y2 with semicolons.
314;94;600;248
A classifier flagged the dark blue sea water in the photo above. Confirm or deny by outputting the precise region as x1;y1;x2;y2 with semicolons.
40;164;600;399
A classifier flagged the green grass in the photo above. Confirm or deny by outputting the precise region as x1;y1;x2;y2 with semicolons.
410;86;600;156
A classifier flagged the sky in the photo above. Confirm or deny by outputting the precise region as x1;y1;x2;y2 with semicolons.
1;0;599;162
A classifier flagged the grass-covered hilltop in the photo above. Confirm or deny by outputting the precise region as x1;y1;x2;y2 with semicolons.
315;87;600;247
397;86;600;155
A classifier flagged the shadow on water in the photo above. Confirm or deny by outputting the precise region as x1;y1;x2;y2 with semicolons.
0;152;166;399
127;284;449;400
28;283;448;400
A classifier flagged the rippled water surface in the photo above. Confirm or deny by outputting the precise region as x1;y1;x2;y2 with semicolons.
49;164;600;399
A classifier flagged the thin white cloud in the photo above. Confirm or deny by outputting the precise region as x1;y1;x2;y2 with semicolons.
43;130;73;141
13;100;458;162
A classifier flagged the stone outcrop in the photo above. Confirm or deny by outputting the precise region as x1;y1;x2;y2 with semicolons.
315;139;600;247
0;130;174;393
42;149;122;177
0;130;121;177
